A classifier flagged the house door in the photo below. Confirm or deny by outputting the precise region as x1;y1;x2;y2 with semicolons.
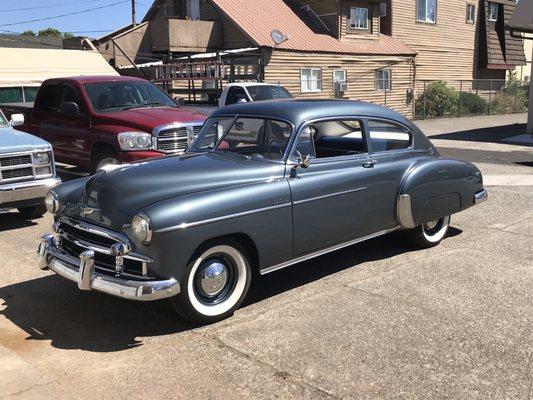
187;0;200;19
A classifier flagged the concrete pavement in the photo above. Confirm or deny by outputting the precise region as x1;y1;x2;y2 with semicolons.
0;114;531;400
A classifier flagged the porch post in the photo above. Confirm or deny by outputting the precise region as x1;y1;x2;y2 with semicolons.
526;45;533;135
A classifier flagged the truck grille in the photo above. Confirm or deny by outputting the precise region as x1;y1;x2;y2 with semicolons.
156;125;202;154
57;218;154;281
0;153;36;183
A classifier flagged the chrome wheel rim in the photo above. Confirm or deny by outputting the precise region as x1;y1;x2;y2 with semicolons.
194;256;236;305
97;158;120;170
424;220;439;231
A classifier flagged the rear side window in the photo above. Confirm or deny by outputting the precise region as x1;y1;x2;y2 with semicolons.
36;84;62;112
367;120;412;152
225;87;248;105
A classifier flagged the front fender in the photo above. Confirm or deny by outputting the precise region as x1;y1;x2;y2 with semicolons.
138;180;293;281
397;159;483;228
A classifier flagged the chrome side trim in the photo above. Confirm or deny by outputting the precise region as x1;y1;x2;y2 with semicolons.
293;187;367;205
157;203;291;233
396;194;416;229
38;235;180;301
260;227;400;275
474;188;488;204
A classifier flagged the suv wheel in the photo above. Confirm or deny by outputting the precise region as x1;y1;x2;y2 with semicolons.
92;151;121;174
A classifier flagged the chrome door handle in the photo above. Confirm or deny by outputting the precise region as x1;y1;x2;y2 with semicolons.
362;160;377;168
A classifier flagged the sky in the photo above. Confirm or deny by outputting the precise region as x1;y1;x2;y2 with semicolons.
0;0;153;38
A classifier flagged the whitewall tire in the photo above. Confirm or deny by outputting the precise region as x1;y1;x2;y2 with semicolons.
170;240;251;324
408;215;451;248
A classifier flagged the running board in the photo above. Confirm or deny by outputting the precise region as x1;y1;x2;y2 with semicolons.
260;227;401;275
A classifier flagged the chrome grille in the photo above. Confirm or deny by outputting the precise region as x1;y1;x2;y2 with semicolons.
0;153;35;182
155;124;203;154
57;218;154;280
0;155;31;167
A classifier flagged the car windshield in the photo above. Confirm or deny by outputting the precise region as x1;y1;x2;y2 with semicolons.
246;86;293;101
84;81;177;112
190;116;292;161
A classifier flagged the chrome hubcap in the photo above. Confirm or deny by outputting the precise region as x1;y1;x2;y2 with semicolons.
425;220;439;230
198;261;228;298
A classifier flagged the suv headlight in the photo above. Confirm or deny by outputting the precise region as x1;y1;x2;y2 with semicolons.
117;132;152;151
34;151;51;165
45;190;59;214
131;213;152;244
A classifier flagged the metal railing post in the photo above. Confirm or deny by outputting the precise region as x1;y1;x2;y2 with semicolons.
458;80;463;117
488;80;493;115
423;81;427;120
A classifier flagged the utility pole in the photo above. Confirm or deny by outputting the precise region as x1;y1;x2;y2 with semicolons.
131;0;136;26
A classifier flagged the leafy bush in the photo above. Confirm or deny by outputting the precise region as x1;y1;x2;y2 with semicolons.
415;81;458;119
489;73;527;114
459;92;487;116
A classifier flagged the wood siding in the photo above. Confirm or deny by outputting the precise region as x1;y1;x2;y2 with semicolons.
391;0;478;81
264;49;415;117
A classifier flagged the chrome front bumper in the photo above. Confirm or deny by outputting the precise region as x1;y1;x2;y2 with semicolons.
37;234;180;301
474;189;488;204
0;177;60;204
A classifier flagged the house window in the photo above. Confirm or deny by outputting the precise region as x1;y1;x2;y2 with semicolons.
417;0;436;23
488;2;498;21
333;69;347;84
466;4;475;24
301;68;322;93
379;2;388;17
350;7;369;30
375;69;391;91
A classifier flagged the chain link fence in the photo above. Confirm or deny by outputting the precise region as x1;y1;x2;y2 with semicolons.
0;86;39;104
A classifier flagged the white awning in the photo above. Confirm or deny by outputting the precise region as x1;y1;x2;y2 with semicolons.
0;48;118;87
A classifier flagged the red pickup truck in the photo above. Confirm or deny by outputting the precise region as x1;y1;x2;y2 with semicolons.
2;76;206;172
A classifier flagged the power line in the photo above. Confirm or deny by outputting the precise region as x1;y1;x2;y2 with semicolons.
0;0;128;13
0;0;131;28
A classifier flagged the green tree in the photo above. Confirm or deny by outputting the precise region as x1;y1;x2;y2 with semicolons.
38;28;63;37
20;30;36;36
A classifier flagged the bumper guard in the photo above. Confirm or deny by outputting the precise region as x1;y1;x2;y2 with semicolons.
37;234;180;301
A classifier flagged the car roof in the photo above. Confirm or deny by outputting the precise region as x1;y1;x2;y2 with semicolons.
226;82;284;88
44;75;148;85
211;99;413;129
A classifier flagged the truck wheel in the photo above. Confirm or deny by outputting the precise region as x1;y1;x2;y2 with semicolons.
18;202;47;220
170;239;252;325
407;215;451;248
92;151;121;174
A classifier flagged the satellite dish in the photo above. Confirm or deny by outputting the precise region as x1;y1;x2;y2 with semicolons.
271;29;288;46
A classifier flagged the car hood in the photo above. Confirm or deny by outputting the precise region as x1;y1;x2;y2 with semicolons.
0;125;51;154
95;106;206;132
67;152;285;230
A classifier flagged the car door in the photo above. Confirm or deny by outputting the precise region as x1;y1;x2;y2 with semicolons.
32;82;62;145
52;84;91;164
287;118;385;256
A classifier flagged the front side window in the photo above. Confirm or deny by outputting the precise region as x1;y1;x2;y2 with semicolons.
375;69;391;91
293;119;367;160
417;0;436;23
301;68;322;93
225;87;248;105
190;116;292;161
60;85;85;114
0;110;7;126
368;120;411;152
488;2;498;21
84;81;177;112
350;7;369;29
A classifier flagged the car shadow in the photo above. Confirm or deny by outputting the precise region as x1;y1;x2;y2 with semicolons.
0;212;38;232
0;228;462;353
431;123;530;146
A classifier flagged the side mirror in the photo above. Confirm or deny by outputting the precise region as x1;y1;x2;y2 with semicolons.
294;151;311;170
10;113;24;127
61;102;80;116
237;97;248;104
174;97;185;106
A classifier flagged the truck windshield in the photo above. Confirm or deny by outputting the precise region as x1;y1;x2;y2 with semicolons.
246;86;292;101
84;81;177;112
190;116;292;161
0;111;7;126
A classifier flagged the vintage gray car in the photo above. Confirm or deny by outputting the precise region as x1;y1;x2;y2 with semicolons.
0;110;60;219
38;100;487;323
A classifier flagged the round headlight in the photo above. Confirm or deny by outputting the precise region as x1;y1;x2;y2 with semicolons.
45;190;59;214
131;213;152;244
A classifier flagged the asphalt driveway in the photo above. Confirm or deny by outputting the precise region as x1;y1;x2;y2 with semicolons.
0;115;531;400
